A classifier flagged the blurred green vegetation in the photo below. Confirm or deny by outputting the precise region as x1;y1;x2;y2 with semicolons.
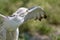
0;0;60;40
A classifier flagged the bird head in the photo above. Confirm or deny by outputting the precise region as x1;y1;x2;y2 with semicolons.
12;7;28;17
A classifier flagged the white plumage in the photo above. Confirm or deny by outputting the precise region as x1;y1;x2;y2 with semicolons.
0;6;47;40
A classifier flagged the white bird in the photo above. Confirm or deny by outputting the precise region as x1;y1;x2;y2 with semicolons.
0;6;47;40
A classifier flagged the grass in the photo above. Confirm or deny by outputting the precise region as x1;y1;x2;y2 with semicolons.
37;19;53;35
